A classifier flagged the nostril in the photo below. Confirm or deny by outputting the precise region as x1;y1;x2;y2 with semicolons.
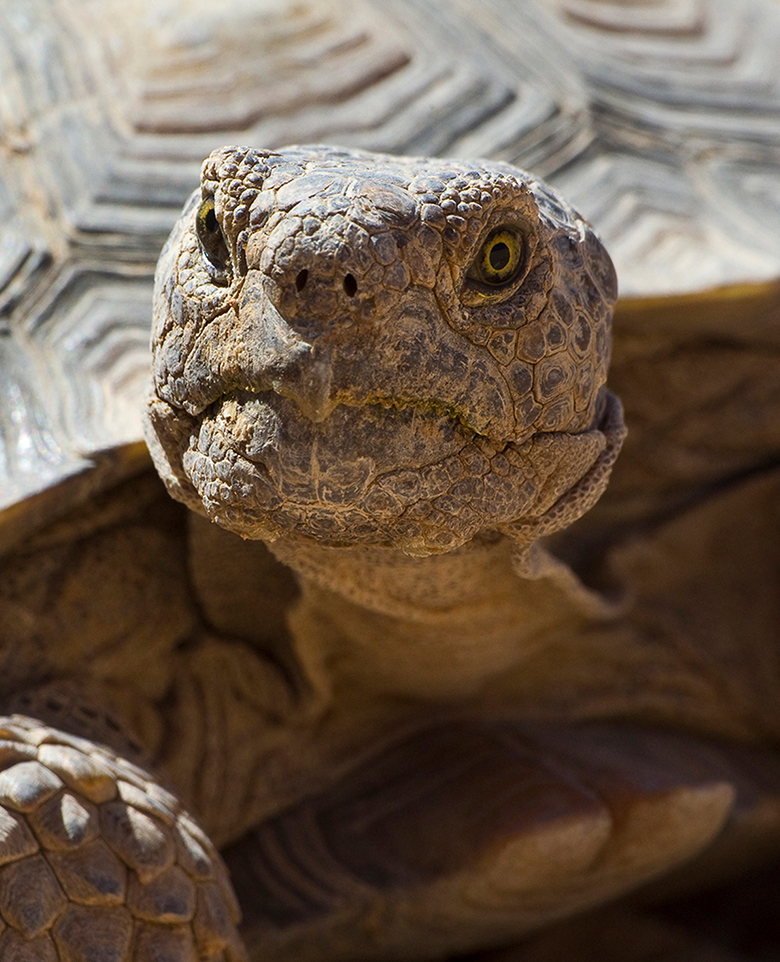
295;269;309;292
343;273;357;297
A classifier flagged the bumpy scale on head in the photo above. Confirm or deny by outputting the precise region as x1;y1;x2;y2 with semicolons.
146;146;623;556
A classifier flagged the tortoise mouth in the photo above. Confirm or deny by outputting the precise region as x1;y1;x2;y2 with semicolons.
173;336;518;445
167;386;618;554
201;388;475;484
179;389;492;551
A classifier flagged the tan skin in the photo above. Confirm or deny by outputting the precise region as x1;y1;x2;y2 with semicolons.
0;146;771;962
141;146;780;960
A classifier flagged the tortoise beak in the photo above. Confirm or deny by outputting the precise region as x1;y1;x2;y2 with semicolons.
239;280;336;423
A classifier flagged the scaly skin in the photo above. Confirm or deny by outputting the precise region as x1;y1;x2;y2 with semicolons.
0;711;245;961
146;145;624;559
137;146;780;962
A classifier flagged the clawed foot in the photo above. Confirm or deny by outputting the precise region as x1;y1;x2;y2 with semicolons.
224;719;780;962
0;716;246;961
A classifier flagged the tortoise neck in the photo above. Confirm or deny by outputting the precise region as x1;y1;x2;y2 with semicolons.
266;535;590;700
267;534;516;619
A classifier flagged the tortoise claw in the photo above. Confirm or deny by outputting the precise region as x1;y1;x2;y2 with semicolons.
0;716;247;962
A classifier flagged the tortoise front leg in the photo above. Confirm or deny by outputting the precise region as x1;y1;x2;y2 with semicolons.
0;713;246;961
224;718;780;962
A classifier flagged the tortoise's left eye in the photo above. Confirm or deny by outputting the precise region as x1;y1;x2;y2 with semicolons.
196;196;230;281
472;228;524;286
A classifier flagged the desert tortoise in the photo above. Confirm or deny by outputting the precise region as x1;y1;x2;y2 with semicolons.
1;0;780;960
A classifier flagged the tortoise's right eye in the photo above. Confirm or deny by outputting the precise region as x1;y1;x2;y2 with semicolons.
196;196;230;282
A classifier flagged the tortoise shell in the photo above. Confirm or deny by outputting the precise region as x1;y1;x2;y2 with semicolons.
0;1;779;959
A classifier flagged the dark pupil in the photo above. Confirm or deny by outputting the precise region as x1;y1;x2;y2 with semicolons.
489;242;511;271
204;207;218;233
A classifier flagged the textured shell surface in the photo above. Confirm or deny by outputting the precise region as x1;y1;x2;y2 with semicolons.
0;1;779;960
0;0;779;536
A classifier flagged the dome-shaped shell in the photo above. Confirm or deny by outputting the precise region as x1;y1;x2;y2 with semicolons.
0;3;779;959
1;0;779;547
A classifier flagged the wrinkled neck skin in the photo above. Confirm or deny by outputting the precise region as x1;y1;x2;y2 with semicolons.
267;532;608;702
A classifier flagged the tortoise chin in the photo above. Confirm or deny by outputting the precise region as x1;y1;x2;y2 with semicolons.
148;382;622;556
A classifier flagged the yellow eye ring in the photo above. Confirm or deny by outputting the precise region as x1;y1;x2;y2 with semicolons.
475;228;524;285
197;196;219;236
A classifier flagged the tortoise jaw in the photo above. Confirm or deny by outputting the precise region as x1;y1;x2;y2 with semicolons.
148;380;620;560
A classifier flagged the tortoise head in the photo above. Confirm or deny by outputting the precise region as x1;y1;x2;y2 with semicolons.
145;146;624;556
